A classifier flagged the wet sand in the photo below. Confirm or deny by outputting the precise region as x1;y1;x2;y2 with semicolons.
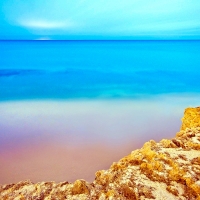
0;95;199;184
0;140;136;184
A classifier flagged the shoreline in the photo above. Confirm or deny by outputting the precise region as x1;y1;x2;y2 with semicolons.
0;95;200;184
1;106;200;199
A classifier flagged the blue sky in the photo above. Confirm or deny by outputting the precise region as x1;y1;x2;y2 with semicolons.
0;0;200;40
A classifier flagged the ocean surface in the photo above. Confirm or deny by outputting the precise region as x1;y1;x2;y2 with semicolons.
0;40;200;184
1;40;200;100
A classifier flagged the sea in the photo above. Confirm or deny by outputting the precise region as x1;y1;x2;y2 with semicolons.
1;40;200;100
0;40;200;184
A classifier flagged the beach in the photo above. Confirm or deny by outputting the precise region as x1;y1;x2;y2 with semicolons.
0;95;199;184
1;40;200;184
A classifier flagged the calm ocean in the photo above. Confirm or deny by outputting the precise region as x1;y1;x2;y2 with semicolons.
1;40;200;100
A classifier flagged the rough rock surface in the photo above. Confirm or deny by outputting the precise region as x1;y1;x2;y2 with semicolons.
1;107;200;200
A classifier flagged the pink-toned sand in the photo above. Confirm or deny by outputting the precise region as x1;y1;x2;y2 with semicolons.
0;140;136;184
0;96;199;184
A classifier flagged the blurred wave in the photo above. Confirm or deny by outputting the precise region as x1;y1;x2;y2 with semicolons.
0;69;200;100
0;69;45;77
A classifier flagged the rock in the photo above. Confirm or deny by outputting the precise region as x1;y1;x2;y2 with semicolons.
181;107;200;131
1;107;200;199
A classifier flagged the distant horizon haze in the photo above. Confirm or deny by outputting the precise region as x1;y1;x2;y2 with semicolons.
1;0;200;40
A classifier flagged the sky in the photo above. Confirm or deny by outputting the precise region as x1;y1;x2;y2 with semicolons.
0;0;200;40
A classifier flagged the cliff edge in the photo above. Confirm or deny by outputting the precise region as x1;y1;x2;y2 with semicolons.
0;107;200;200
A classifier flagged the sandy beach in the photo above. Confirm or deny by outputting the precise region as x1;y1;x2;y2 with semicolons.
0;95;200;184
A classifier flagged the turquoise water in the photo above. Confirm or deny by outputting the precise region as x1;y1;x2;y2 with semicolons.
1;40;200;100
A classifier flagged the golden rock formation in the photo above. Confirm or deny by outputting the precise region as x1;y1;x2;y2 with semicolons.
1;107;200;199
181;107;200;131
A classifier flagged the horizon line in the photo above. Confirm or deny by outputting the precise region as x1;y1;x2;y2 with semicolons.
1;39;200;42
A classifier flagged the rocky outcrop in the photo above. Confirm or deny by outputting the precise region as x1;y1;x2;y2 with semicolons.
1;107;200;199
181;107;200;131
